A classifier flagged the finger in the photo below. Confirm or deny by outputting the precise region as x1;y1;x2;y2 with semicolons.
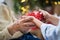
23;22;35;27
42;10;50;19
23;26;33;32
39;9;42;11
21;17;33;22
22;16;34;19
40;10;48;18
21;15;27;19
18;16;22;20
19;27;31;33
18;15;27;20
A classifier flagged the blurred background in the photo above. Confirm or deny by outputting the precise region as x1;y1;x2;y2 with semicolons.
0;0;60;17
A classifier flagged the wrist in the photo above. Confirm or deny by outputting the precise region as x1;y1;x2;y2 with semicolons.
8;23;19;35
33;17;43;28
8;26;18;35
46;14;59;25
45;14;52;22
45;14;51;20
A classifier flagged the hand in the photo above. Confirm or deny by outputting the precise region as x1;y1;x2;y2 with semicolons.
39;10;51;19
41;10;59;26
22;16;43;28
8;18;34;35
22;16;44;40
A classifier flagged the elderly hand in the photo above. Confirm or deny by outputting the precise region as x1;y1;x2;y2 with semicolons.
22;16;43;28
8;18;34;35
41;10;59;26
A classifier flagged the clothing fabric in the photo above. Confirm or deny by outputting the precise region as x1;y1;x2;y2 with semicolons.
0;4;23;40
11;33;41;40
40;20;60;40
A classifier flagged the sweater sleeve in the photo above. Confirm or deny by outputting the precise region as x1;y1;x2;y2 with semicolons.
0;28;12;40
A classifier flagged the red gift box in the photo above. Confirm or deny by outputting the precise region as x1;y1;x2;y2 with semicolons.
26;11;45;30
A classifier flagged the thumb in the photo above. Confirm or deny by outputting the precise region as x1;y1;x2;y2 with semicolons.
24;16;33;22
21;16;34;22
